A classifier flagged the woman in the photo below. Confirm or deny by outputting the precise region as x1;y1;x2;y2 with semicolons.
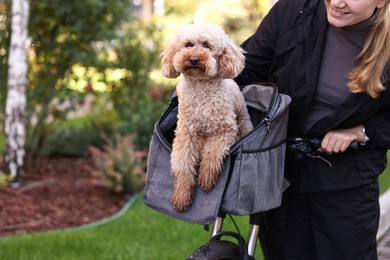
235;0;390;259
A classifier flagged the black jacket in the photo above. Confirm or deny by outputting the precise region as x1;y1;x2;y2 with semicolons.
236;0;390;191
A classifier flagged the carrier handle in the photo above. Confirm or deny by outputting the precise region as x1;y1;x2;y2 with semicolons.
262;82;280;120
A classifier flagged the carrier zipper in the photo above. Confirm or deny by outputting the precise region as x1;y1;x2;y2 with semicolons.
264;117;271;132
229;95;282;153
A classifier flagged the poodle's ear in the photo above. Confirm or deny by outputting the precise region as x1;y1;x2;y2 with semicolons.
161;44;180;78
219;38;245;79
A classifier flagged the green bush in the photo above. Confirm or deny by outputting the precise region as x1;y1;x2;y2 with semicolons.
38;111;118;158
103;20;169;150
0;172;12;186
88;133;146;194
40;123;102;157
114;93;169;150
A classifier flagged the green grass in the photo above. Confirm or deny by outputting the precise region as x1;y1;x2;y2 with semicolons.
0;195;264;260
378;151;390;194
380;166;390;194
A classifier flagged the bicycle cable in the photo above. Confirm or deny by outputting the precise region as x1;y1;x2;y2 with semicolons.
228;214;241;236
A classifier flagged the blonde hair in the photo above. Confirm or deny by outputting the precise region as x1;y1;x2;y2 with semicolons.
347;3;390;98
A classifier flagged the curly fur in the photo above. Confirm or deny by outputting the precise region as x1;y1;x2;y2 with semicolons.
161;23;253;212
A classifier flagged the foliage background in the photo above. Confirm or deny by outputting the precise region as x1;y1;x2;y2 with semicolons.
0;0;271;162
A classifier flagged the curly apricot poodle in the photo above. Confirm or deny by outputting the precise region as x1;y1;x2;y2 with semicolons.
161;23;253;212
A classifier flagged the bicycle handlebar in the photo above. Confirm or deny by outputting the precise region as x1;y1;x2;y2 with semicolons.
287;137;358;151
286;137;359;167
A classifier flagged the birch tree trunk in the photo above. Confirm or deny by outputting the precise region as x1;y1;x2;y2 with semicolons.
4;0;29;184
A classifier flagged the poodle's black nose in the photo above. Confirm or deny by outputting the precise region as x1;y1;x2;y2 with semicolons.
189;57;200;65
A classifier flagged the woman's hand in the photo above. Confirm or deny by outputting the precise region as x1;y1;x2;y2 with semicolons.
320;125;365;154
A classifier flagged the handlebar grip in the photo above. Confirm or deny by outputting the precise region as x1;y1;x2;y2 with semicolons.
349;141;359;150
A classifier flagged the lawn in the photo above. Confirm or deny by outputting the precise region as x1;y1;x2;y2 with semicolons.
380;155;390;194
0;195;263;260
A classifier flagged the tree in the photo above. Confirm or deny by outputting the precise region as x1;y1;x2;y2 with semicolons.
1;1;162;161
3;0;29;184
24;0;132;164
0;0;10;118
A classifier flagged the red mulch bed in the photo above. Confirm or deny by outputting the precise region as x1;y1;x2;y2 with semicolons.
0;157;129;237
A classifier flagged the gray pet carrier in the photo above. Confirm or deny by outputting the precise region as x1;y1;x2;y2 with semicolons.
143;83;291;224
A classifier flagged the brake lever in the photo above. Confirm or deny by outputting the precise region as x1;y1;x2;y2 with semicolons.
309;139;359;168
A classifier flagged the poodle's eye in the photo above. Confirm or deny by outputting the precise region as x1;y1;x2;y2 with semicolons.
186;42;194;48
202;42;212;50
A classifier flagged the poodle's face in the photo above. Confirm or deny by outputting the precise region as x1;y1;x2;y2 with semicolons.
171;34;219;79
161;23;245;80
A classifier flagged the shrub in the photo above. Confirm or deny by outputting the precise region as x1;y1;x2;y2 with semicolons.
40;123;102;158
37;111;118;158
105;20;167;150
88;133;146;194
0;172;12;186
114;95;167;150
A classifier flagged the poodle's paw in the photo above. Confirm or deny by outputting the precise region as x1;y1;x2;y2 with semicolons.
171;188;194;212
197;170;219;192
197;157;223;191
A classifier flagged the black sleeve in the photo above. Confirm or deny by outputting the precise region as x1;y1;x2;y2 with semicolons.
234;2;280;88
